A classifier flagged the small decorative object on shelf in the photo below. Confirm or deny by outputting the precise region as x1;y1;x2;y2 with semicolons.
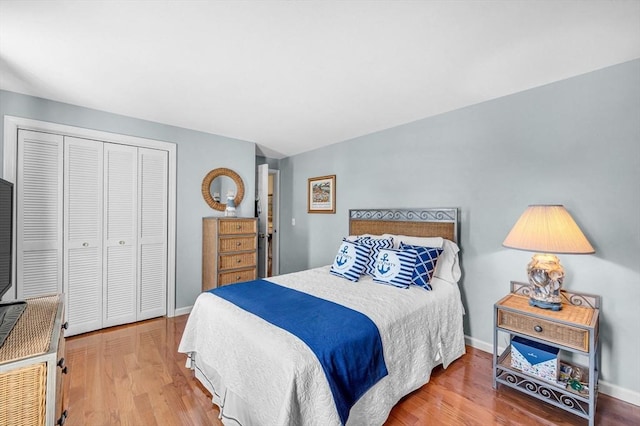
510;336;559;382
493;282;600;426
502;205;595;310
224;191;236;217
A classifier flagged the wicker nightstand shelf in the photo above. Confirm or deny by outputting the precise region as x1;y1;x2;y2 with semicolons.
493;282;600;426
0;295;67;426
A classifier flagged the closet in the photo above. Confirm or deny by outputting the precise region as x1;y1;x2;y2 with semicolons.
16;129;168;336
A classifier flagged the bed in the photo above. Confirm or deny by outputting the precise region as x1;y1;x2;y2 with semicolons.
179;208;466;425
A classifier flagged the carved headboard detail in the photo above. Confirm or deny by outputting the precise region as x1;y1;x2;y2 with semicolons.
348;208;458;243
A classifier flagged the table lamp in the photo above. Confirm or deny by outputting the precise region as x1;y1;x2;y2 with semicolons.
503;205;594;311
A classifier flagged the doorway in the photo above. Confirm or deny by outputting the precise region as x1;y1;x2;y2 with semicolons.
257;165;279;277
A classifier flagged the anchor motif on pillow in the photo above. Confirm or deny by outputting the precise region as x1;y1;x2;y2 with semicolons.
336;245;349;267
377;253;391;275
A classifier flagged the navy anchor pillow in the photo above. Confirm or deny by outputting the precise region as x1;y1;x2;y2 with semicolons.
330;239;370;281
356;237;394;277
372;247;417;289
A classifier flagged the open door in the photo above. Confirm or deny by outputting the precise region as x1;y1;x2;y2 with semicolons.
257;164;269;277
256;164;279;278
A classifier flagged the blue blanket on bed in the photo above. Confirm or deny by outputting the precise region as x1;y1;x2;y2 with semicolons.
209;279;388;425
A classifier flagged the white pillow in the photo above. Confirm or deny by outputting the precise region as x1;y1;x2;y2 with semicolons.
392;235;444;249
345;233;385;242
433;239;461;284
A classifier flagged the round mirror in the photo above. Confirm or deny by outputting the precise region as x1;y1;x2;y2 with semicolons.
202;168;245;211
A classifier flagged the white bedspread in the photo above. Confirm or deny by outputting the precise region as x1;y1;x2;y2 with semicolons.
178;266;465;426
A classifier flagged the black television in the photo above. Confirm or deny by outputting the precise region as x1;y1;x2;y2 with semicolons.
0;177;26;348
0;177;13;301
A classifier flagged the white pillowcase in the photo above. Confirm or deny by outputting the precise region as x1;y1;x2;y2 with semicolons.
433;239;461;284
392;235;444;249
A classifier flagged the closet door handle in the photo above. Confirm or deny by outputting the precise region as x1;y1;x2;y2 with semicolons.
82;242;89;247
119;240;125;245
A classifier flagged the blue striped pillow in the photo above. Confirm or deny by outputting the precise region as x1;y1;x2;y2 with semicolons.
372;247;417;289
330;239;370;282
400;242;443;290
356;237;394;276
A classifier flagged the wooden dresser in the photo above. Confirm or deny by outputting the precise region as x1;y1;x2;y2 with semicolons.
0;295;67;426
202;217;258;290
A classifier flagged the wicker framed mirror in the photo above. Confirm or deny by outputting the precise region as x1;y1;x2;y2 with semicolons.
202;168;245;211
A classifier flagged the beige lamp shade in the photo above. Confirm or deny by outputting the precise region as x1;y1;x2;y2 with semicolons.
503;205;595;254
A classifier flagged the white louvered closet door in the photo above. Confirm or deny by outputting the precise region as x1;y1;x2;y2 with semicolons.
64;137;104;336
103;143;138;328
17;130;63;298
138;148;168;320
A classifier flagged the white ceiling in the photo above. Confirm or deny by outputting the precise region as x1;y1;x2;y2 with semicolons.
1;1;639;159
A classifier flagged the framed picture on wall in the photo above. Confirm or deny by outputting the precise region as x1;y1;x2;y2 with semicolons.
307;175;336;214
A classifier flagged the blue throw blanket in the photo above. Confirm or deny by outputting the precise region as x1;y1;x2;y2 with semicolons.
209;279;388;425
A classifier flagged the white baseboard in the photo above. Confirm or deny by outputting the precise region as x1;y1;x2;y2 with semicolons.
598;381;640;407
464;335;640;407
173;305;193;317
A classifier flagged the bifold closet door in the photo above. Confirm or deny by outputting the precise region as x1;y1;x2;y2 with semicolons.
16;129;169;336
137;148;168;320
17;130;63;299
103;143;138;328
64;137;104;336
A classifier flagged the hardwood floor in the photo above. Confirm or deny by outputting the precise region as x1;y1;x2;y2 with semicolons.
63;315;639;425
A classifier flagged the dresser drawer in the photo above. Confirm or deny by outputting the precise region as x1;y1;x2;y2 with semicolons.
219;236;256;253
218;219;257;235
219;252;256;270
218;268;256;286
497;308;589;352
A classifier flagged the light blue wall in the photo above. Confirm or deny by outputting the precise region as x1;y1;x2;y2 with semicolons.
278;60;640;395
0;90;256;309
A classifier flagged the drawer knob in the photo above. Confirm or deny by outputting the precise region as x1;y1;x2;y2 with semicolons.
237;225;242;229
236;242;242;246
236;276;241;280
237;259;242;263
57;357;68;374
534;325;543;333
57;409;68;425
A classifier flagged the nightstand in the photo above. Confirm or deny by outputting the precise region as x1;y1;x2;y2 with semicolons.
493;282;600;426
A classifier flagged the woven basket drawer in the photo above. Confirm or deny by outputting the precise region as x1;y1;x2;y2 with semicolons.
219;252;256;270
219;219;257;235
498;309;589;352
0;362;47;426
218;268;257;285
219;236;256;253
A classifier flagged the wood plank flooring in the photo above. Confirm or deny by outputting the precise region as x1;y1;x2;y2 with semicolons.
63;315;639;425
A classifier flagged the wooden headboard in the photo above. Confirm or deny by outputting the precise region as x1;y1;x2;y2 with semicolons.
349;208;458;243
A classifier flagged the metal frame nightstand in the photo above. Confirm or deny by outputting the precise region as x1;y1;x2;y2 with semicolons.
493;282;600;426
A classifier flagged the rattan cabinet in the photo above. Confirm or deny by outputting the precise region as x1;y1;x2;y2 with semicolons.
0;295;67;426
202;217;258;290
493;282;600;426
